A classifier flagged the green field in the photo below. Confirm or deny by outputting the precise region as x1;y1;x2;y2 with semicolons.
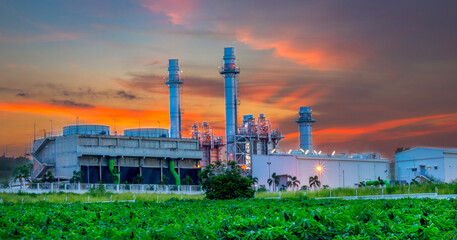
2;197;457;239
1;182;456;204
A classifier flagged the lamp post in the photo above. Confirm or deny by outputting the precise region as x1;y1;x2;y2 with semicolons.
316;165;322;187
267;156;272;192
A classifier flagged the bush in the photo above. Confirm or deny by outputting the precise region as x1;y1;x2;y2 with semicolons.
257;187;267;192
198;161;255;200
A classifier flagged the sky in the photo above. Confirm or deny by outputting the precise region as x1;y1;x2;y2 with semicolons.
1;1;456;159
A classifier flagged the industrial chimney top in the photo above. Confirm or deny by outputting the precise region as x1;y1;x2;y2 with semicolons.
296;106;316;123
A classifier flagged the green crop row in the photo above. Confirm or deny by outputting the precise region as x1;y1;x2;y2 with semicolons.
2;197;457;239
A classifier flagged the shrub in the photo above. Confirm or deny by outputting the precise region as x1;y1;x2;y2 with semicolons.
257;187;267;192
198;161;254;200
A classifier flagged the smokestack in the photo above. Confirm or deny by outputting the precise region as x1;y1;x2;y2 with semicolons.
296;107;315;152
167;59;183;138
220;47;240;161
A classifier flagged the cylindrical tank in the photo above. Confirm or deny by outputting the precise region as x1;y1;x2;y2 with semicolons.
124;128;169;138
220;47;240;161
63;125;110;136
296;107;316;152
166;59;183;138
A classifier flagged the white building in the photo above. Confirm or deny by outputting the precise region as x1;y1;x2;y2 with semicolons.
252;153;389;190
395;147;457;183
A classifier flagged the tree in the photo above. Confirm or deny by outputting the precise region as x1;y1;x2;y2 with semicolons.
159;175;170;185
267;172;280;192
300;185;309;191
198;161;254;200
309;175;321;189
69;170;82;184
395;147;410;154
287;175;300;191
42;171;56;183
248;175;258;186
182;175;193;185
13;164;32;189
133;174;144;184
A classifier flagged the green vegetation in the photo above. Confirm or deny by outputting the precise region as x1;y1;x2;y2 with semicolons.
199;161;254;199
0;192;204;203
0;156;31;185
2;197;457;239
12;163;33;187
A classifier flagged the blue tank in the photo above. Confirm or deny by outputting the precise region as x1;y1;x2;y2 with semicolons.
63;125;110;136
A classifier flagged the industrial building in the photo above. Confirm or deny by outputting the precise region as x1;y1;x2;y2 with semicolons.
395;147;457;183
252;107;390;189
32;59;203;185
220;47;282;172
31;46;393;189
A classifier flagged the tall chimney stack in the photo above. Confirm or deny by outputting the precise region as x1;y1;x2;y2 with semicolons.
167;59;183;138
220;47;240;161
296;107;315;152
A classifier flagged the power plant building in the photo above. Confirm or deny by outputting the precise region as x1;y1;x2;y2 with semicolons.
252;107;389;189
30;46;396;189
395;147;457;183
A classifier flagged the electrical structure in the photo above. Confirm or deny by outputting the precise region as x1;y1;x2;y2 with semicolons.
191;122;225;168
219;47;282;172
235;114;282;172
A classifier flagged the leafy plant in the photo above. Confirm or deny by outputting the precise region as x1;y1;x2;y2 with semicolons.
70;170;83;184
198;161;254;199
181;175;193;185
42;171;56;183
132;174;144;184
159;175;170;185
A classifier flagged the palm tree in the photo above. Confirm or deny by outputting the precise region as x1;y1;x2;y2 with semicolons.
268;173;280;192
267;178;273;191
132;174;144;184
309;175;321;189
182;175;193;185
287;175;300;191
70;170;83;184
13;164;32;189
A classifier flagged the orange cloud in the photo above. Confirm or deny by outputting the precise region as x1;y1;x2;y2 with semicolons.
0;101;201;130
233;28;359;70
284;113;457;143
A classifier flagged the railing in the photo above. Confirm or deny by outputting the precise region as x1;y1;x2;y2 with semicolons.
1;183;204;195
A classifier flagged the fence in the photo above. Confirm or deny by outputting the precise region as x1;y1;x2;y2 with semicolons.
1;183;204;195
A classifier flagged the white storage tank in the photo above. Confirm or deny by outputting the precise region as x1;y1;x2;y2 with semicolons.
123;128;169;138
63;125;110;136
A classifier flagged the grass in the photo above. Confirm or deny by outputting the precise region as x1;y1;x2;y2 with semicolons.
0;191;204;203
256;182;457;198
1;182;456;203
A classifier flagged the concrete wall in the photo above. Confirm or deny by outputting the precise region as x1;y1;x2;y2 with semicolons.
33;134;203;181
252;154;389;189
444;152;457;182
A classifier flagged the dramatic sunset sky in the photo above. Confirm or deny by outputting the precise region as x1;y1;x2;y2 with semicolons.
1;1;456;159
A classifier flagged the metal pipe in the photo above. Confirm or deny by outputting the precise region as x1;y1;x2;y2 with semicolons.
167;59;183;138
296;107;315;152
220;47;240;161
